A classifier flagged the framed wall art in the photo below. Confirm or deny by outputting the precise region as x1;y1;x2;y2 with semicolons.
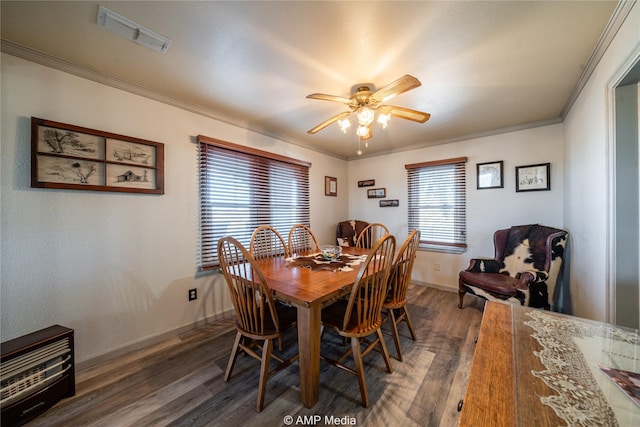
379;199;399;207
477;160;503;189
516;162;550;192
325;176;337;196
367;188;386;198
31;117;164;194
358;179;375;187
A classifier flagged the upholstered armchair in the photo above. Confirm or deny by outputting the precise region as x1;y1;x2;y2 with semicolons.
336;220;369;247
458;224;568;310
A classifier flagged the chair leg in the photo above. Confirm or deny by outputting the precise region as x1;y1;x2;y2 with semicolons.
387;308;403;361
376;328;393;374
351;337;369;408
224;332;242;382
402;307;417;341
256;338;273;412
458;280;466;309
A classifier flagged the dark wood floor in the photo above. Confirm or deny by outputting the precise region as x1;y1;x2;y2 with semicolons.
25;286;484;427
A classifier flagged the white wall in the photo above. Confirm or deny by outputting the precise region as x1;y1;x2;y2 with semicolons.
348;124;564;291
564;2;639;322
0;54;348;364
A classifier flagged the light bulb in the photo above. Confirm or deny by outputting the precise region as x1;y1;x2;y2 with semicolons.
356;125;369;137
356;107;374;126
377;113;390;129
337;117;351;133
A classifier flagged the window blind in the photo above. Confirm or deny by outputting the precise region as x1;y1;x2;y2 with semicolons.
198;135;310;270
406;157;467;252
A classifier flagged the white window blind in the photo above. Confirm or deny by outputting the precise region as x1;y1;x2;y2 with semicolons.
406;157;467;252
198;135;310;270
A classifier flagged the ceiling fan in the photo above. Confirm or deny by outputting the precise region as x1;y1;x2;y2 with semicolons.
306;74;431;144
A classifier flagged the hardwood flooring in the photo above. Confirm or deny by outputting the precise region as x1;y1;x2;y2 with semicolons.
24;286;484;427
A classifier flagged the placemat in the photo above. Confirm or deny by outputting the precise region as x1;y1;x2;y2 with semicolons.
285;252;367;272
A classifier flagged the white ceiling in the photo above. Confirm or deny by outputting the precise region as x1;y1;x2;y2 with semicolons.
1;1;620;159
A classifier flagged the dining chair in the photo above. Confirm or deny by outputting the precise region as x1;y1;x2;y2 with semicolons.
217;236;299;412
320;233;396;407
355;222;390;249
288;223;319;256
383;229;421;361
250;225;289;260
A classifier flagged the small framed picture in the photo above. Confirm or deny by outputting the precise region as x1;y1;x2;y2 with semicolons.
516;163;550;192
379;199;399;207
325;176;337;196
477;161;503;189
358;179;375;187
367;188;386;198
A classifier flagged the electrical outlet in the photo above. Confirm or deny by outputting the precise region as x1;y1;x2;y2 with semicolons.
188;288;197;301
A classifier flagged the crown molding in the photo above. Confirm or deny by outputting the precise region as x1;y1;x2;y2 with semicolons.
561;0;637;118
1;39;349;160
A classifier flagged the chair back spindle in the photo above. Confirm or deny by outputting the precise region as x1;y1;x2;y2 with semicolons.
250;225;289;260
355;223;390;249
288;224;319;255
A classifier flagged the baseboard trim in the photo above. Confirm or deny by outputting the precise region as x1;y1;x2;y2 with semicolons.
76;309;234;371
77;282;455;370
412;280;457;293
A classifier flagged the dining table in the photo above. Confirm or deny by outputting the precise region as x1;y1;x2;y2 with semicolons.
459;301;640;426
255;246;370;408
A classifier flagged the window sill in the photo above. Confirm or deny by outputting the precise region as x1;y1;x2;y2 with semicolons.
418;244;467;255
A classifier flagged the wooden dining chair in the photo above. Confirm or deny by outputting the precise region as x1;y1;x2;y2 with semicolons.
217;237;298;412
355;222;390;249
383;229;420;361
250;225;289;260
288;223;320;256
320;233;396;407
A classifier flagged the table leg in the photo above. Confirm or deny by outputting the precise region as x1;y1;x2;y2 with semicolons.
297;303;321;408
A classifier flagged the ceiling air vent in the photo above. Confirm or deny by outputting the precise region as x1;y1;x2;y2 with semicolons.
97;5;171;54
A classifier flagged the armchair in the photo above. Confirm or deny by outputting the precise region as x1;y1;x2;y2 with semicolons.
336;220;369;247
458;224;568;310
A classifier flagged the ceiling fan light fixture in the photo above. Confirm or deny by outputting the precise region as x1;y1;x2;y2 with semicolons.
377;113;391;129
306;75;429;155
337;117;351;133
356;107;374;126
356;124;369;137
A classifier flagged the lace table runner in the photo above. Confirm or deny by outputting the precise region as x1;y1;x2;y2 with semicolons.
285;252;367;272
523;310;640;426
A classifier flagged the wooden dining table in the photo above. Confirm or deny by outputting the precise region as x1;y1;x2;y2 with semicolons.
255;246;369;408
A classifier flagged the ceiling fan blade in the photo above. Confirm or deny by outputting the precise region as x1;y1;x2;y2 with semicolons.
306;93;353;105
379;105;430;123
369;75;421;104
307;111;351;134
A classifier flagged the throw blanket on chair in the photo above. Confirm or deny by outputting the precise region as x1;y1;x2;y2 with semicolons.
336;220;369;247
500;224;567;308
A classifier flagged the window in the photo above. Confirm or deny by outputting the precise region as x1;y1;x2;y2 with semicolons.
198;135;310;270
406;157;467;253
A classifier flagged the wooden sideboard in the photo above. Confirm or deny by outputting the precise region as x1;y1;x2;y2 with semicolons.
460;302;640;426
